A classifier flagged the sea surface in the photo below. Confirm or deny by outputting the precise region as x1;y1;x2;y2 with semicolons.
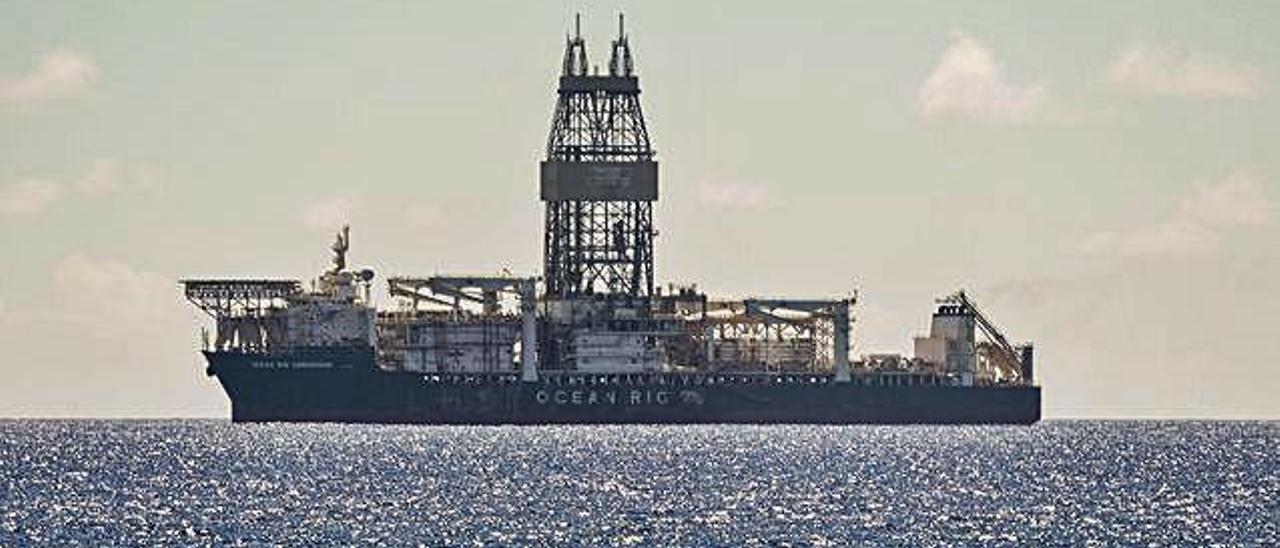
0;421;1275;546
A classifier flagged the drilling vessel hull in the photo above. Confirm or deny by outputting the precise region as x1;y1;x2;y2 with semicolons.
207;351;1041;425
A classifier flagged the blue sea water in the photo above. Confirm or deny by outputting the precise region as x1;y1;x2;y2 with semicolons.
0;421;1275;546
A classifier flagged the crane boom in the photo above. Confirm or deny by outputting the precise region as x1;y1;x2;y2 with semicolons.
948;290;1027;381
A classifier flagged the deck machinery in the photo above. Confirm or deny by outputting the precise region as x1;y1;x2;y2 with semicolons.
182;17;1040;424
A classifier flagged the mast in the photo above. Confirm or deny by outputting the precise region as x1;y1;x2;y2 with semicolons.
541;13;657;298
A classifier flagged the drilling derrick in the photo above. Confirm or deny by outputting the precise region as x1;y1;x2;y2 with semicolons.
542;15;656;298
539;16;665;372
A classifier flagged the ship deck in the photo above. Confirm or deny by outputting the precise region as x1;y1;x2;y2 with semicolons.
411;370;1028;389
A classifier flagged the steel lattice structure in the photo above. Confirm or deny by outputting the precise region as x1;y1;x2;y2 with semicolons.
541;16;656;298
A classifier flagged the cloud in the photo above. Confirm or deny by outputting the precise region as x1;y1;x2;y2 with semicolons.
0;179;66;217
919;31;1047;123
0;49;97;108
3;255;217;417
1107;38;1262;99
981;257;1280;418
1081;170;1274;256
1178;171;1274;226
1079;220;1217;256
697;182;770;209
77;158;162;194
0;159;160;220
52;253;174;322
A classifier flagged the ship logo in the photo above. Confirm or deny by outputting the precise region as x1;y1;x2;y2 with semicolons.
679;390;705;406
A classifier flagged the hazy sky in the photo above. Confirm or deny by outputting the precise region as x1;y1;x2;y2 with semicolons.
2;2;1277;418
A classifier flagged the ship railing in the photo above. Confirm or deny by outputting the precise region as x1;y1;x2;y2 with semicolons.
418;373;524;385
410;370;1019;388
204;343;373;356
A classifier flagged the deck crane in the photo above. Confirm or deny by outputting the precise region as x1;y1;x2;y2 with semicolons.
943;290;1032;384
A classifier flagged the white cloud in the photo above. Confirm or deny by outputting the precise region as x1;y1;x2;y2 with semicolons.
0;49;97;108
0;159;160;220
1107;38;1262;99
77;158;162;194
697;182;770;209
1178;171;1274;226
52;253;174;322
1081;170;1274;256
1079;219;1217;256
3;255;216;417
0;179;65;217
919;31;1047;123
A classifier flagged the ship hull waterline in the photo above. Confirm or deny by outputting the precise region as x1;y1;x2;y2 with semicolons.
205;351;1041;425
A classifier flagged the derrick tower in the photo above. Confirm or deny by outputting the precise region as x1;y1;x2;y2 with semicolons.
541;15;657;298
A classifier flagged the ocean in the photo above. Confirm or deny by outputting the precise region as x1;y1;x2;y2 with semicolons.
0;420;1275;546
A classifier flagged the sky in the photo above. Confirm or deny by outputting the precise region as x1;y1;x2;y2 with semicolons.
1;1;1277;418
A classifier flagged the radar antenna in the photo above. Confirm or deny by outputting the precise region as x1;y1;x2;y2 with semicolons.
331;225;350;273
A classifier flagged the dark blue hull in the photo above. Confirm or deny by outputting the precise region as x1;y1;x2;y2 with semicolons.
206;350;1041;425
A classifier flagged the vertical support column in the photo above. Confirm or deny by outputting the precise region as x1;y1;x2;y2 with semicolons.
834;300;852;383
520;279;539;382
703;323;715;366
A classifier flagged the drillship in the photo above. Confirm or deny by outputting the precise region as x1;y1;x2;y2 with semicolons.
182;17;1040;424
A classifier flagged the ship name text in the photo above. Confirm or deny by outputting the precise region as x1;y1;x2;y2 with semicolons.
251;361;334;370
534;389;703;406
